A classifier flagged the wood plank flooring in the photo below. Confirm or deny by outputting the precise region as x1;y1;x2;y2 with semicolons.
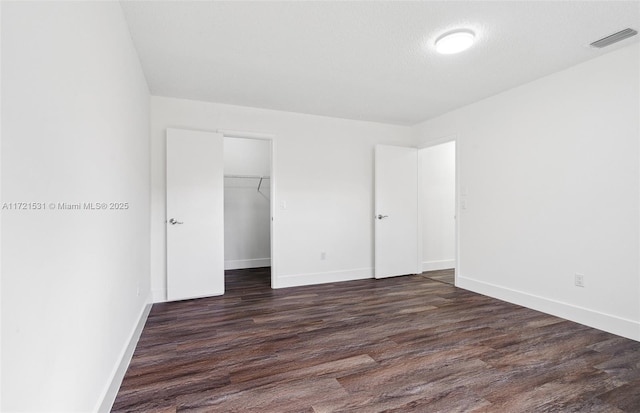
421;269;454;285
113;267;640;412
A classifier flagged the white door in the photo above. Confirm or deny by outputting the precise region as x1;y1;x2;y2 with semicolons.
166;128;225;301
374;145;419;278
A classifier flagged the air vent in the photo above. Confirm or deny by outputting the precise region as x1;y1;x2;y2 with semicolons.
590;28;638;48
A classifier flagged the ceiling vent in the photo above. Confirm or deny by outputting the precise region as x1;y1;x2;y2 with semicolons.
590;28;638;48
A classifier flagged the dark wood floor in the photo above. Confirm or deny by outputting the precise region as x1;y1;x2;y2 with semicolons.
113;267;640;412
422;268;455;285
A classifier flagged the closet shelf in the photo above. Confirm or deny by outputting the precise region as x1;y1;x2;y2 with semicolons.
224;175;271;191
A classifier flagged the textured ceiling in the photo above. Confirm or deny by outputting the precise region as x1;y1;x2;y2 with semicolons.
120;1;639;125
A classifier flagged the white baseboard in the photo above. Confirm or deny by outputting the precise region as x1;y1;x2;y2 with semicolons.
225;258;271;270
457;276;640;342
274;267;373;289
96;296;152;413
422;260;455;272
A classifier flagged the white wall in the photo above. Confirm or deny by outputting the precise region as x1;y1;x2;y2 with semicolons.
419;141;456;272
1;2;151;411
225;137;271;176
150;97;414;300
224;138;271;269
414;44;640;341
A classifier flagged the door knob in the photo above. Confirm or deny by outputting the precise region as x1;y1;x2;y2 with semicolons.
168;218;184;225
376;214;389;220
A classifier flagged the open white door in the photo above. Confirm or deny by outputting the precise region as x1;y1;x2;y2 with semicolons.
374;145;419;278
166;128;224;301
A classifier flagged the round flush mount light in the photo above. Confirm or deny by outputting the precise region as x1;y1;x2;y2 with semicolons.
435;30;476;54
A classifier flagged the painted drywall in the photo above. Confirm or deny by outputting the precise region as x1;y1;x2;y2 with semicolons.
419;141;456;271
414;44;640;340
224;138;272;270
150;97;414;300
225;137;271;177
1;2;151;411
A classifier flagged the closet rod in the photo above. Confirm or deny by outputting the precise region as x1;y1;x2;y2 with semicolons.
223;175;271;191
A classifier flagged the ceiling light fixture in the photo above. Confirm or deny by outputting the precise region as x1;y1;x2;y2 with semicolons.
435;30;476;54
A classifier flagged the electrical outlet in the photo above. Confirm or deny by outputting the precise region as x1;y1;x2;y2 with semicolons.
574;273;585;288
320;251;326;260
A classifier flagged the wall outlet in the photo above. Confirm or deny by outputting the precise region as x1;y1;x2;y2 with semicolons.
574;273;585;288
320;251;326;260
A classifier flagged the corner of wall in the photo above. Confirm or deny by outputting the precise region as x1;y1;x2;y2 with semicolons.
96;296;153;413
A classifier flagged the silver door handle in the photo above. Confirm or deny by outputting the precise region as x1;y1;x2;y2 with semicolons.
168;218;184;225
376;214;389;220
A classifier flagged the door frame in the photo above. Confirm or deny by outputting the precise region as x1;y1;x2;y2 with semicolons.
217;129;277;289
417;135;459;285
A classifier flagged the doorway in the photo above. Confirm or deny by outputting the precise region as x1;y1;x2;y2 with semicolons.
223;137;272;290
419;140;456;285
373;142;457;282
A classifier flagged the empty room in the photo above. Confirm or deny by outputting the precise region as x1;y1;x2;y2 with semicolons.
2;1;640;412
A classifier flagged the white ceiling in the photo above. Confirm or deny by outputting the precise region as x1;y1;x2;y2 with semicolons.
120;1;639;125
